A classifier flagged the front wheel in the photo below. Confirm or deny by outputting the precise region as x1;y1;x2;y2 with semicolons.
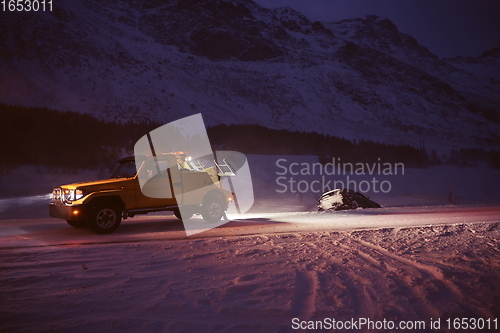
201;195;225;223
351;200;359;210
87;206;122;234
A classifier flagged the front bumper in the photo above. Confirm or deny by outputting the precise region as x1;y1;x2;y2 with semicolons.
49;203;85;220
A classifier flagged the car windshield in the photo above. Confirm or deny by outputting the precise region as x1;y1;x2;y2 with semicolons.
111;161;137;178
321;189;340;199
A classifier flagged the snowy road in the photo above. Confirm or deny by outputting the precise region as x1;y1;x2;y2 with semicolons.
1;208;499;332
0;205;498;249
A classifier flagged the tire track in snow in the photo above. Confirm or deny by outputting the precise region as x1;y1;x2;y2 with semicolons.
349;237;496;318
303;236;450;319
291;268;317;320
326;241;388;318
345;241;442;319
353;238;462;295
301;240;380;318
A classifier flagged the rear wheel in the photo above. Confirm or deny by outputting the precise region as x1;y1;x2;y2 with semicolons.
87;205;122;234
173;208;193;221
201;194;225;223
66;219;87;228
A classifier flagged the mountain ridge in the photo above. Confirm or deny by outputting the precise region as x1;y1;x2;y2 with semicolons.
0;0;499;153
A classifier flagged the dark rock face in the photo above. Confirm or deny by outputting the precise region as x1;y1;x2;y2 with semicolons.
139;0;285;61
327;15;437;60
480;46;500;58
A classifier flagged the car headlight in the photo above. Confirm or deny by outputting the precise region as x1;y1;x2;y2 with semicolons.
52;188;61;201
62;189;71;202
74;189;84;200
62;189;84;202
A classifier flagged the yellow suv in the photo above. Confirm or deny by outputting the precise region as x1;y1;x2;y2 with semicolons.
49;153;234;234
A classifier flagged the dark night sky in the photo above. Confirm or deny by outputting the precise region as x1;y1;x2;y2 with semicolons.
253;0;500;58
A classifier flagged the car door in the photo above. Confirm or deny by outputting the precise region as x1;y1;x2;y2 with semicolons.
135;158;178;208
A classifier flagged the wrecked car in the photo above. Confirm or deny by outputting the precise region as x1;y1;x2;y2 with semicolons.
318;189;381;211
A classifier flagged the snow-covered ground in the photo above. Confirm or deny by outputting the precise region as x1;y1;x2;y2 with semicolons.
1;155;499;332
0;221;499;332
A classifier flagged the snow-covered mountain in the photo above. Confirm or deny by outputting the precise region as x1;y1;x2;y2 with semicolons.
445;46;500;82
1;0;499;151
